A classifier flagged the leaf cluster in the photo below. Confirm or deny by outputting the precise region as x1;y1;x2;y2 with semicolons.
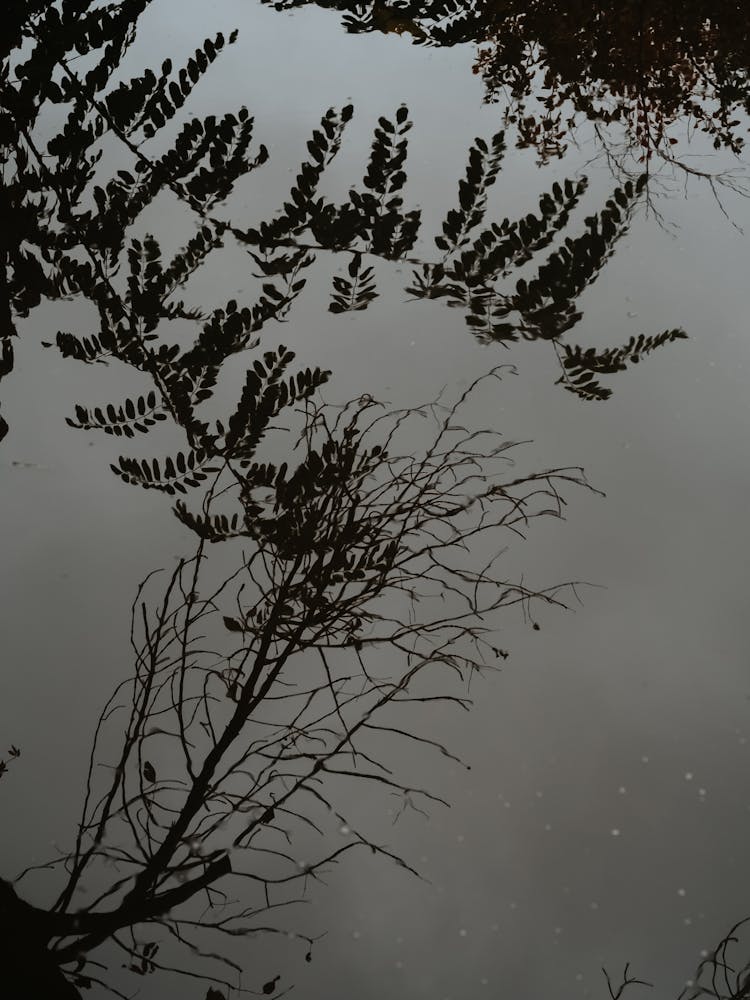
559;328;688;400
254;0;750;166
329;251;378;314
67;390;166;437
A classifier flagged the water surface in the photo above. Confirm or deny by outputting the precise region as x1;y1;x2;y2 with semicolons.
3;3;750;998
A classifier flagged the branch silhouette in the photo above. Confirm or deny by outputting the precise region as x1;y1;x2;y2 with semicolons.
12;371;590;996
1;0;687;465
254;0;750;201
0;2;700;998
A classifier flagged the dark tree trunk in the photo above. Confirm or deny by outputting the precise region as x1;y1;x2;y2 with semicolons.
0;880;82;999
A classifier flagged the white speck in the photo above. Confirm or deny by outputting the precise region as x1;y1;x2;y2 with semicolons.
457;834;465;843
504;801;511;808
677;888;686;897
459;928;468;937
685;980;694;988
684;917;693;926
685;772;694;781
554;926;562;935
700;949;709;958
611;828;621;837
545;823;552;831
480;978;489;986
618;786;627;795
641;755;649;764
575;974;584;982
510;901;517;910
395;960;404;969
339;825;350;836
698;788;706;797
352;930;361;940
590;901;599;910
535;790;544;798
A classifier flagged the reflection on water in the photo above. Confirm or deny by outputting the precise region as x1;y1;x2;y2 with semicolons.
2;2;750;998
258;1;750;170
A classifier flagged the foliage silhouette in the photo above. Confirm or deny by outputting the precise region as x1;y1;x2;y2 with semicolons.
1;1;688;461
559;329;687;401
1;4;598;997
233;121;684;408
0;2;696;998
9;374;591;998
256;0;750;185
